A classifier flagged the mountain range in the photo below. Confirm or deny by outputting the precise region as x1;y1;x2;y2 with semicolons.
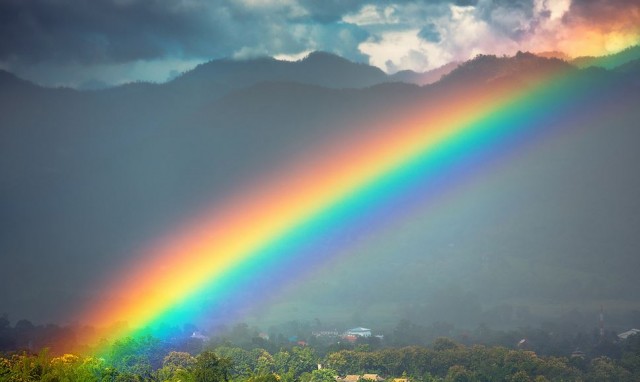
1;49;639;332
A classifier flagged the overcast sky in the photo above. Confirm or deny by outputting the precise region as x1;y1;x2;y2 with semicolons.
0;0;638;87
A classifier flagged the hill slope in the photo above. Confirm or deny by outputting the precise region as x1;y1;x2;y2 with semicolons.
572;45;640;69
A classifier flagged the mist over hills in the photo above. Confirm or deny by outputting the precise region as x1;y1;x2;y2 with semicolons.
572;44;640;70
171;51;388;92
387;61;461;86
1;51;640;333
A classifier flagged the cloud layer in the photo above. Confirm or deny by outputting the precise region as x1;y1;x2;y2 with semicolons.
349;0;639;73
0;0;638;86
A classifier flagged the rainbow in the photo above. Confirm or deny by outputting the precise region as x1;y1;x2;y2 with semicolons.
77;59;621;347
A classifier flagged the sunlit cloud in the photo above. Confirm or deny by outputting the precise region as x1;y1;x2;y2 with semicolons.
354;4;513;73
273;50;314;61
342;4;401;26
348;0;639;73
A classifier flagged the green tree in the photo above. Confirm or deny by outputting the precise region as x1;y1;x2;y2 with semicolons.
433;338;460;352
507;370;531;382
273;350;294;382
324;352;348;374
586;356;632;382
247;374;279;382
309;368;337;382
215;346;254;377
157;351;196;382
255;349;275;375
45;353;91;382
444;365;474;382
193;351;231;382
289;346;317;377
8;350;51;381
107;335;163;376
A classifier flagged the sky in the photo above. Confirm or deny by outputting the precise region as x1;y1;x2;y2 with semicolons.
0;0;638;88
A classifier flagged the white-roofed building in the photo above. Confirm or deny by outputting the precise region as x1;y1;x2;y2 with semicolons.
618;328;640;340
345;327;372;337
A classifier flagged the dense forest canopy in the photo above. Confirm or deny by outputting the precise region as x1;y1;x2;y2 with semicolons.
2;328;640;381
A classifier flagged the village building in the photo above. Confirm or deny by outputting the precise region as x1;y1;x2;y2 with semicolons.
618;328;640;340
362;374;384;381
191;331;209;341
345;327;372;337
336;375;360;382
336;374;384;382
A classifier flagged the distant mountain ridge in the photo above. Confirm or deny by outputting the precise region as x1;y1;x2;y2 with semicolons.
0;51;458;96
439;51;573;86
172;51;387;90
0;69;42;92
3;47;638;97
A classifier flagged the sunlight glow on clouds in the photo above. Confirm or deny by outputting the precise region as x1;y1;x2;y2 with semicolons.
346;0;639;73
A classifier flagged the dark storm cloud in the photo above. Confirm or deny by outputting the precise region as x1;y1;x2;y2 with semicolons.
454;0;478;5
0;0;223;64
474;0;539;41
0;0;373;66
297;0;451;23
297;0;372;23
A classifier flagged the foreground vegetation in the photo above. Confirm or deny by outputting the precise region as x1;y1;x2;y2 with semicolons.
2;333;639;382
